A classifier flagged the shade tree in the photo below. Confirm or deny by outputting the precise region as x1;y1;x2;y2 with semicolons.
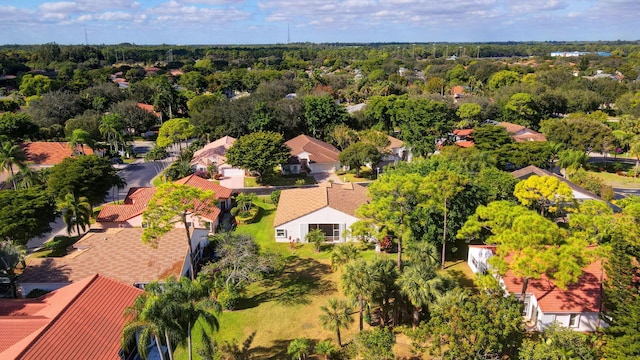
225;131;291;183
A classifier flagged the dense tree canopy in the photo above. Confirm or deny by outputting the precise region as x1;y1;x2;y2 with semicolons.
225;131;291;182
0;188;56;246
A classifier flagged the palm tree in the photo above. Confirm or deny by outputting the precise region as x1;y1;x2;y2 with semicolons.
319;298;353;347
99;113;124;154
234;192;257;212
397;263;450;328
287;338;311;360
58;192;92;236
369;258;398;327
557;149;589;178
69;128;94;155
330;242;360;271
0;240;26;298
121;289;175;360
314;340;337;360
342;259;378;331
306;228;325;252
164;277;221;360
0;140;27;190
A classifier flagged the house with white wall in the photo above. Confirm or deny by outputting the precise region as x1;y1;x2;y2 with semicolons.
468;245;605;332
273;183;370;243
282;134;341;174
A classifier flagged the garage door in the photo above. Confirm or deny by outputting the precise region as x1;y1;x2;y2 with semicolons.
310;163;336;173
222;168;244;177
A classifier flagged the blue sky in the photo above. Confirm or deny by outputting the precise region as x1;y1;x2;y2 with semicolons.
0;0;638;45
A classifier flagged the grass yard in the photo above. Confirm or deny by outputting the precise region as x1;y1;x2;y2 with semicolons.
28;235;81;258
590;170;640;189
174;198;475;359
245;174;317;188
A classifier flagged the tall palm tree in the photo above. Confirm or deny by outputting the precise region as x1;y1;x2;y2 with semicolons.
0;240;26;298
342;259;378;331
164;277;221;360
369;258;398;327
69;128;94;155
58;192;92;236
330;242;360;271
0;140;27;190
121;290;172;360
397;263;450;328
319;298;353;347
99;113;124;154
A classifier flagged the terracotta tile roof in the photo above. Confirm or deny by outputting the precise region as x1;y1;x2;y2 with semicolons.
19;228;200;285
502;259;603;313
190;136;236;168
455;141;475;148
285;135;340;163
136;103;161;118
20;142;94;166
497;121;527;134
97;187;157;223
453;128;474;137
175;174;232;200
497;122;547;142
513;133;548;142
451;85;465;95
273;183;370;226
1;274;142;360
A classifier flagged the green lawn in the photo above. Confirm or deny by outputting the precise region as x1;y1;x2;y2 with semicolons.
244;174;316;188
590;170;640;189
28;235;81;258
174;198;475;359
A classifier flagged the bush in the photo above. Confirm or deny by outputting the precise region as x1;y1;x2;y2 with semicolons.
270;189;281;204
235;207;259;224
217;288;240;310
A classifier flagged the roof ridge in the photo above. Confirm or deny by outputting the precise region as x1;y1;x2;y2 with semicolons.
15;274;100;358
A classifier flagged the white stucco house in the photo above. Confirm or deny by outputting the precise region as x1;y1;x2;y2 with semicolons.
273;182;370;242
282;134;341;174
468;245;605;332
190;135;245;177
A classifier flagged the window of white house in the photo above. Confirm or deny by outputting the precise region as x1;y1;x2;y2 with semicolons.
569;314;580;328
522;297;530;316
276;229;287;237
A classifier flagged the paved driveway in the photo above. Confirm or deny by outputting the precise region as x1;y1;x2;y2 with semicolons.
312;172;344;184
219;175;245;190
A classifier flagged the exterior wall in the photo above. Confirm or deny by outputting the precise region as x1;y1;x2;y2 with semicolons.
467;246;494;273
180;228;210;278
275;207;359;243
282;163;301;175
175;214;219;233
536;312;602;332
19;282;69;298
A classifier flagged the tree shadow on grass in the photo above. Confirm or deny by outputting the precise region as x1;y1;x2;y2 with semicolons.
249;339;292;359
251;207;274;223
235;256;335;310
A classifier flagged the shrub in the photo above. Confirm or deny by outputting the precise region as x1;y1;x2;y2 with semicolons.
270;189;281;204
217;288;240;310
306;228;325;252
26;288;51;298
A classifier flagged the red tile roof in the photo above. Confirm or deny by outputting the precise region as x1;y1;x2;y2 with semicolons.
97;187;157;223
285;135;340;163
502;259;603;313
0;274;142;360
20;142;94;166
136;103;161;118
175;174;232;200
453;128;474;137
455;141;475;148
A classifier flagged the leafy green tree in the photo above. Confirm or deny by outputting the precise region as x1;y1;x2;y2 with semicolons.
47;155;122;206
514;175;574;216
357;172;424;270
287;338;311;360
339;142;381;177
109;100;160;134
27;90;86;128
226;131;291;183
157;118;195;150
420;169;470;268
302;95;348;139
0;113;39;141
142;183;214;280
503;92;539;128
519;323;596;360
352;328;395;360
472;124;513;152
424;291;524;359
0;188;56;245
319;297;353;346
328;124;357;151
455;102;482;128
19;74;52;96
0;139;27;190
58;192;92;236
488;70;520;90
540;116;614;154
393;97;454;156
0;240;26;298
557;149;589;178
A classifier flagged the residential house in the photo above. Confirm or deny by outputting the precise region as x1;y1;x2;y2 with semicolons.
20;142;95;168
383;134;407;163
95;174;232;232
468;245;605;332
0;274;143;360
136;102;162;119
497;122;547;142
18;227;210;295
190;136;244;177
282;135;341;174
452;129;475;148
511;165;620;212
273;182;370;243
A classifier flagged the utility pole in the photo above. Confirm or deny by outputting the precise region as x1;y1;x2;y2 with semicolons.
477;46;480;58
84;26;88;45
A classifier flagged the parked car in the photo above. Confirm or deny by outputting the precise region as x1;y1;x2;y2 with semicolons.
110;157;124;164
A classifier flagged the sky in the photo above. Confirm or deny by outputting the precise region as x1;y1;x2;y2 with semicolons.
0;0;638;45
